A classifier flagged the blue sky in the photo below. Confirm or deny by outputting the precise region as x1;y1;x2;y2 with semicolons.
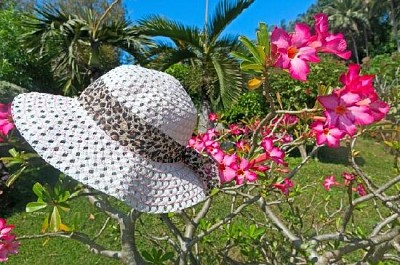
124;0;316;38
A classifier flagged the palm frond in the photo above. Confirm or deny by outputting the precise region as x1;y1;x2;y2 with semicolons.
211;54;243;110
138;15;202;49
208;0;255;45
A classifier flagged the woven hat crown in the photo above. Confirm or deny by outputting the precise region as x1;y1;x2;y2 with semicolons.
81;65;197;147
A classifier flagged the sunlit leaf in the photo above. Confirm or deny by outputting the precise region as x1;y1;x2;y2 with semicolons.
32;182;45;198
247;77;263;90
49;206;61;232
26;201;48;212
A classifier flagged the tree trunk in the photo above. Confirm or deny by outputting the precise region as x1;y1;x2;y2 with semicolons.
120;210;146;265
389;0;400;52
350;34;360;64
363;24;369;57
197;94;213;133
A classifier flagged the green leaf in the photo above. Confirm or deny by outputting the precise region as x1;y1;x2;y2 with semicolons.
26;201;48;212
5;166;27;187
142;250;154;262
57;202;70;212
256;22;269;53
59;190;71;202
49;206;61;232
230;51;253;62
8;148;19;157
239;36;262;64
32;182;45;198
161;252;174;261
240;61;263;72
41;214;50;233
255;45;266;65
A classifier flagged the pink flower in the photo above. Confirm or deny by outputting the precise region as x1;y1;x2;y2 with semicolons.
0;237;19;262
356;183;367;196
0;103;14;138
340;64;376;99
342;172;356;186
272;178;294;195
214;152;238;183
0;219;19;262
311;121;345;147
208;112;218;122
318;91;373;136
271;24;320;81
227;124;244;135
0;219;14;241
236;140;250;152
310;13;351;59
260;137;286;165
188;130;220;155
368;100;390;122
233;158;257;185
281;134;293;144
323;175;338;191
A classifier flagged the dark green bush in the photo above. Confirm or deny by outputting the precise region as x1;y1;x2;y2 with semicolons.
222;90;268;124
269;55;347;109
165;63;202;108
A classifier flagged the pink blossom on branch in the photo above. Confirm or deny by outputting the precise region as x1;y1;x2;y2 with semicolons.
318;90;373;136
310;13;351;59
272;178;294;195
233;158;258;185
323;175;338;191
342;172;356;186
310;121;345;148
213;151;238;184
0;103;14;140
260;137;286;165
208;112;218;122
356;183;367;196
317;65;389;139
0;218;19;262
271;24;320;81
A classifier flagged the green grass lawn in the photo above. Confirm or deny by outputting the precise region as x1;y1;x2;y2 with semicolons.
2;137;398;264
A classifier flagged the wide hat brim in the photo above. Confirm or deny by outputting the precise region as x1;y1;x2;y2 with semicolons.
11;92;207;213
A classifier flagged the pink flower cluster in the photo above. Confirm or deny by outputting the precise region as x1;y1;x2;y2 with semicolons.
0;218;19;262
271;13;351;81
0;104;14;141
311;64;389;147
189;114;293;195
322;172;367;196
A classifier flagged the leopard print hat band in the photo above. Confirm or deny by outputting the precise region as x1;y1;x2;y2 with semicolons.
79;78;185;163
11;65;220;213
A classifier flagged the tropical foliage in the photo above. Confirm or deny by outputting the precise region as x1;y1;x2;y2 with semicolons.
21;0;152;96
139;0;255;130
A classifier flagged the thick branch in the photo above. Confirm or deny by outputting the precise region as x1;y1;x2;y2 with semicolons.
316;226;400;265
86;189;125;220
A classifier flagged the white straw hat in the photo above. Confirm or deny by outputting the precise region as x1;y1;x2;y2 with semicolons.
11;65;219;213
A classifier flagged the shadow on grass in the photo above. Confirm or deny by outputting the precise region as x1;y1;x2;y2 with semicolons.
0;165;61;218
317;146;366;166
289;145;366;166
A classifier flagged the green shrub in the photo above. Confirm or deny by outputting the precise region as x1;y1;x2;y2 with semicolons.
0;81;27;103
269;55;347;109
165;63;202;108
223;90;268;124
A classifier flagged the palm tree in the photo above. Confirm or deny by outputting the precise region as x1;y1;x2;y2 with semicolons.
139;0;255;131
22;0;152;96
324;0;370;63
